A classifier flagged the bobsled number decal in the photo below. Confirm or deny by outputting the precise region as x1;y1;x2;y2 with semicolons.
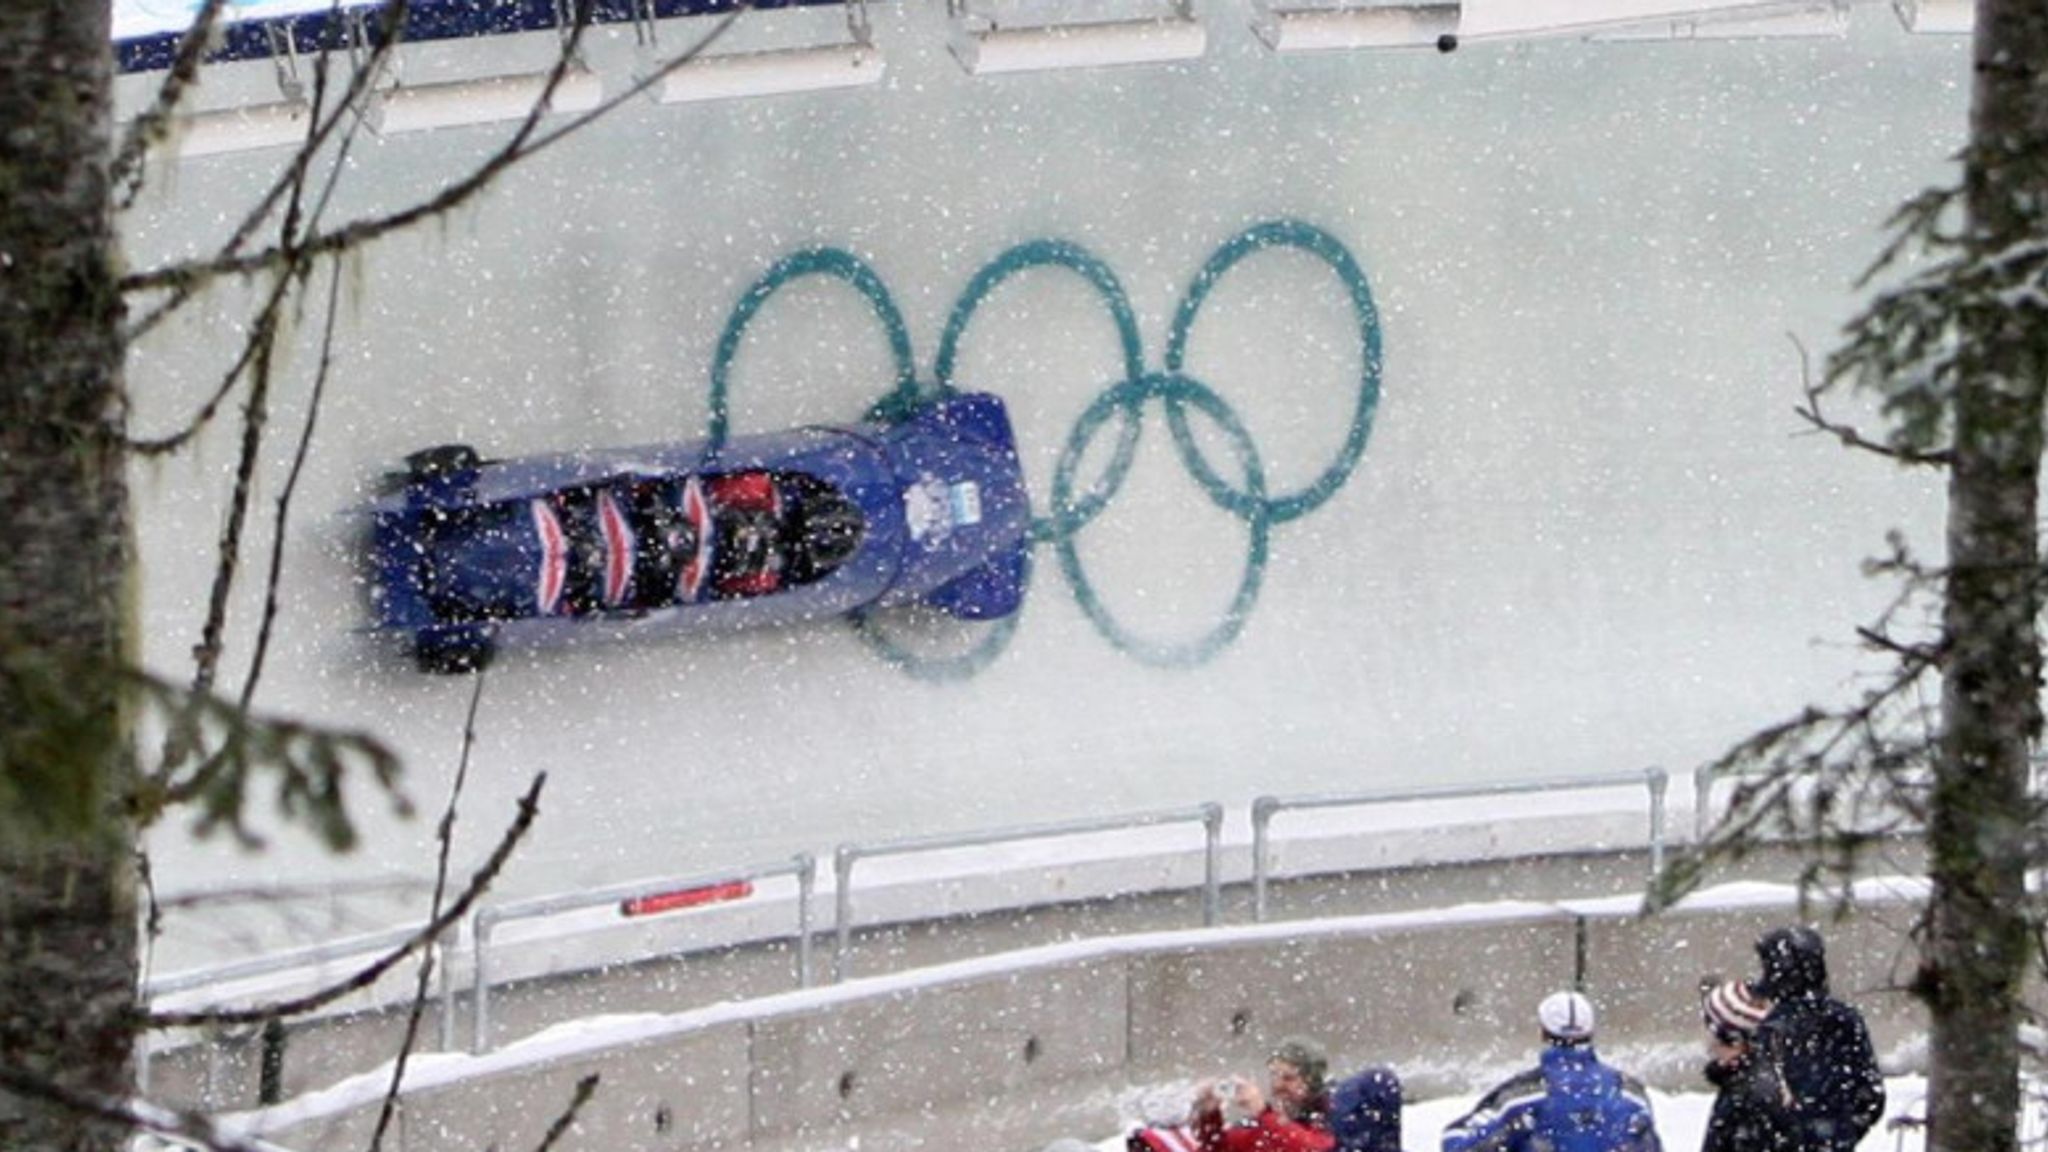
533;499;568;614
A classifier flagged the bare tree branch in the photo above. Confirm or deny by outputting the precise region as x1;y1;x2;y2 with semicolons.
122;0;419;344
238;256;347;705
144;60;382;777
111;0;231;205
369;672;487;1152
148;878;427;912
534;1074;602;1152
145;772;542;1030
0;1061;286;1152
119;3;743;298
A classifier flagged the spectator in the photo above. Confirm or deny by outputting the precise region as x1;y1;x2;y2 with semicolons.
1441;991;1661;1152
1698;977;1793;1152
1748;927;1884;1152
1131;1037;1335;1152
1329;1065;1405;1152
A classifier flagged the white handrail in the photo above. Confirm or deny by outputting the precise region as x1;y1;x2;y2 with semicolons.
1249;767;1669;922
831;804;1224;983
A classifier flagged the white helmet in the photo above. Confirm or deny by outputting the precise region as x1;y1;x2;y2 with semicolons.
1538;990;1596;1042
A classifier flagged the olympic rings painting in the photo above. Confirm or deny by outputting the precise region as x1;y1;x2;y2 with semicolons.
705;220;1383;679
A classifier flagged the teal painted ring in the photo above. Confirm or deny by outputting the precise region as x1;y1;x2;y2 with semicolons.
848;578;1027;683
934;238;1148;539
704;221;1375;677
710;247;921;450
1162;220;1382;524
1050;373;1270;669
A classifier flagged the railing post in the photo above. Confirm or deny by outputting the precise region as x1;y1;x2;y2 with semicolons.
1251;796;1278;923
258;1017;287;1105
434;939;454;1052
1201;802;1223;927
833;844;858;984
469;909;493;1054
1644;766;1668;880
794;852;816;989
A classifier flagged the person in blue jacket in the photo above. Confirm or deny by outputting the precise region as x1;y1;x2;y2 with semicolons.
1330;1065;1405;1152
1440;991;1661;1152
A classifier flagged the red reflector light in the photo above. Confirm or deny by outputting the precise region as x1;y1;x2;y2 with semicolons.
620;880;754;918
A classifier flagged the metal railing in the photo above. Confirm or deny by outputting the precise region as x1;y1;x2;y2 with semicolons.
470;854;814;1053
149;772;1697;1064
830;803;1225;983
1694;757;1951;842
139;923;454;1090
1249;768;1669;922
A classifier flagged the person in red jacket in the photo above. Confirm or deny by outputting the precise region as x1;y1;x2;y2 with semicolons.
1189;1037;1337;1152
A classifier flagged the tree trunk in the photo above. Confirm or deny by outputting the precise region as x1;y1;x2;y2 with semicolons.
1924;3;2048;1152
0;5;138;1152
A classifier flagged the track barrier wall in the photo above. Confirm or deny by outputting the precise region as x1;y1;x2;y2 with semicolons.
142;774;1678;1100
471;855;817;1053
145;771;1927;1117
238;877;1929;1152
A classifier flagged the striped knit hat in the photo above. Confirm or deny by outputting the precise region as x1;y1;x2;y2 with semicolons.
1702;978;1769;1037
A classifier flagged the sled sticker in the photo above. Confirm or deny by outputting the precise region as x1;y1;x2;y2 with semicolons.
904;474;951;544
906;475;985;546
948;481;982;527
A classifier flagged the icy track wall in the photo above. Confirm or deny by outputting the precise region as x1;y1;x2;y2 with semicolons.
119;2;1966;969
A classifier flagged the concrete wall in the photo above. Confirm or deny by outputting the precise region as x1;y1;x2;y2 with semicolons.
1577;891;1925;1085
1124;907;1581;1091
246;882;1929;1152
139;845;1718;1112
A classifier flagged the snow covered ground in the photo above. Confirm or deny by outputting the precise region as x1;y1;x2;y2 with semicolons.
228;1049;1935;1152
1340;1075;1923;1152
1111;1076;1931;1152
147;1071;1940;1152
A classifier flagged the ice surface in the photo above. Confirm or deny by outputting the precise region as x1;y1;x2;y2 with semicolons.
110;0;1968;974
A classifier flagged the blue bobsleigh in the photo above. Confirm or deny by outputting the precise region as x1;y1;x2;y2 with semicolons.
362;392;1031;673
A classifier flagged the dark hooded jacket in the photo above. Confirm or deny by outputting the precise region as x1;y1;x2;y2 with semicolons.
1750;928;1884;1152
1700;1044;1795;1152
1330;1067;1404;1152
